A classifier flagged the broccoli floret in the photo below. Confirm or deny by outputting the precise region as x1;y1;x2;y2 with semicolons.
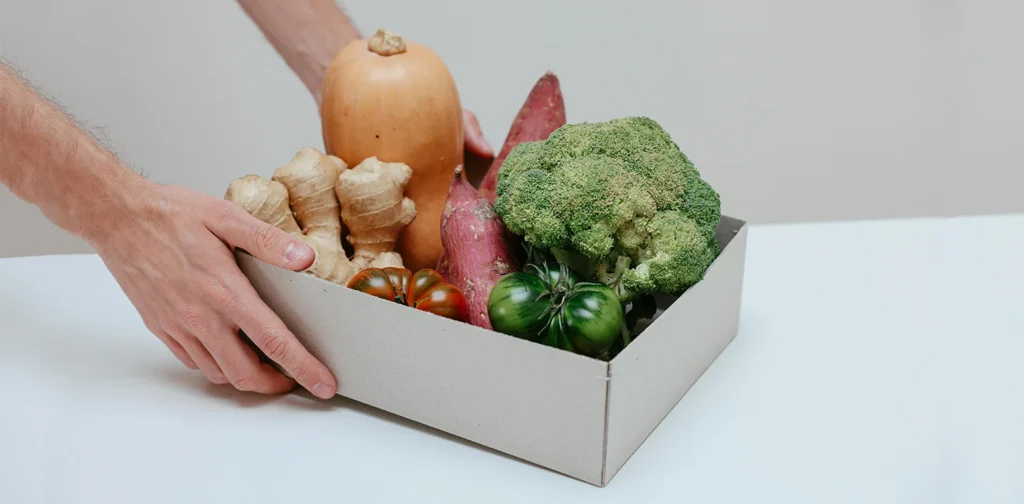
493;116;722;301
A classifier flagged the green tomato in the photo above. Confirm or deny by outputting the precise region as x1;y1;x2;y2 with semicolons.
487;272;551;340
488;262;624;358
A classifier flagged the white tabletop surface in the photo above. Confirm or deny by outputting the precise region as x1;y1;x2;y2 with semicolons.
3;214;1023;503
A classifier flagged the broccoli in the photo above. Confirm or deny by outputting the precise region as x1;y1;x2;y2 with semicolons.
493;116;722;302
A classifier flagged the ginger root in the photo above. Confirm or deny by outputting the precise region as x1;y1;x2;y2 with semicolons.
272;147;345;247
224;147;417;285
336;156;417;271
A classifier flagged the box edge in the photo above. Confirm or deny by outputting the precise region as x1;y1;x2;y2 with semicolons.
600;220;750;485
599;363;612;486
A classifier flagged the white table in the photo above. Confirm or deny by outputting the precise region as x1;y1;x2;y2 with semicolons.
3;214;1023;503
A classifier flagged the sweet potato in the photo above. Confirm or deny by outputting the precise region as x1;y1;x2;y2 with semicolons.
435;250;452;280
439;165;518;329
477;71;566;203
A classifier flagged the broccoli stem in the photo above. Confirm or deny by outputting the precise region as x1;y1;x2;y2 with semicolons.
526;245;646;303
550;247;597;278
521;241;550;268
597;255;636;302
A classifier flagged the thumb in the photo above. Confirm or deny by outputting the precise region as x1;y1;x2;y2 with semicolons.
210;201;316;271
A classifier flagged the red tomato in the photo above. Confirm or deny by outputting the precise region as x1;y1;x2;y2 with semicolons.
345;268;396;302
347;267;469;322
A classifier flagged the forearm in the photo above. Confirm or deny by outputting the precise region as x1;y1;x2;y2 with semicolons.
238;0;361;105
0;61;144;244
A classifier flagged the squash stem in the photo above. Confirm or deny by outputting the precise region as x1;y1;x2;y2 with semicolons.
368;28;407;56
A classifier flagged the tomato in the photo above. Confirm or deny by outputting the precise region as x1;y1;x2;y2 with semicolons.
346;267;401;302
348;267;469;322
488;262;624;358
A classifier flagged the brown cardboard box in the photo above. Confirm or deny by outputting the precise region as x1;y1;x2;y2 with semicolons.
235;215;748;487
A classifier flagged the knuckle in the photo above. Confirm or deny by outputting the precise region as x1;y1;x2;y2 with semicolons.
230;374;255;392
259;332;311;383
261;332;291;363
251;223;283;252
210;199;240;226
178;306;207;334
201;276;239;313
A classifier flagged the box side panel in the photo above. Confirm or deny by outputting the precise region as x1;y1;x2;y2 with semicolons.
236;254;609;485
603;220;748;484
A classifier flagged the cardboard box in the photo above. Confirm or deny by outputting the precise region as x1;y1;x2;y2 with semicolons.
235;215;748;487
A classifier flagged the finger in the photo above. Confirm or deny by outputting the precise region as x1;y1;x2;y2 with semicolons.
197;319;297;395
222;275;337;399
462;109;494;158
205;200;315;272
175;331;229;385
156;330;198;369
141;317;198;369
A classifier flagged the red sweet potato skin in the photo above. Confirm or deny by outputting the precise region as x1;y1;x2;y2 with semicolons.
477;71;566;203
435;251;452;280
439;167;519;329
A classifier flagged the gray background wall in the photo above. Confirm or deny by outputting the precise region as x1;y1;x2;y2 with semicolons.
1;0;1021;258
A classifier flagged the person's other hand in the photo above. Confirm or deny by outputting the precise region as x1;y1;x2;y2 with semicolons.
90;180;338;399
463;109;494;159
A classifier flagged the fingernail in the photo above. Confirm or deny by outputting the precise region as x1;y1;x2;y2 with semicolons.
313;382;334;399
285;241;311;263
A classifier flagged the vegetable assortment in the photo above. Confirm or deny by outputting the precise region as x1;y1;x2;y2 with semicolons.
224;28;722;361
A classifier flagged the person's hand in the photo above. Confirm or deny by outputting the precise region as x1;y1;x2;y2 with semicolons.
462;109;494;159
89;180;338;399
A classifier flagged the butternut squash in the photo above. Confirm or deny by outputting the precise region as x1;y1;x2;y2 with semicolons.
320;28;464;272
